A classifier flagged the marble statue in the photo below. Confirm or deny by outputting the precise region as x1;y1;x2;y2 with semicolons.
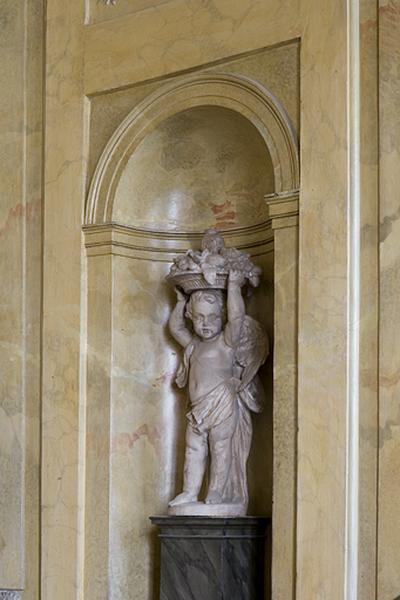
166;229;269;516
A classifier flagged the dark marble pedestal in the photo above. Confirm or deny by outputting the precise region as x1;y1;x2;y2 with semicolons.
150;516;270;600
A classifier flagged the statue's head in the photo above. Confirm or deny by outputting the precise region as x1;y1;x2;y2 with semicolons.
186;290;226;340
201;228;225;254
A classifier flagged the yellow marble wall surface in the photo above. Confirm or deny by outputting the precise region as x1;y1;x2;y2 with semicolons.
297;3;348;596
2;0;396;598
83;1;301;95
270;218;298;600
359;1;379;595
41;0;86;598
378;1;400;598
84;254;113;600
109;257;178;600
39;1;384;600
0;0;42;597
86;0;173;26
297;0;378;598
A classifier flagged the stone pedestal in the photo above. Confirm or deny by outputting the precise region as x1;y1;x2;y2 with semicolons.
150;516;270;600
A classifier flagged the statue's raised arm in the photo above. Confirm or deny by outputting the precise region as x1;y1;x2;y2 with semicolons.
168;287;193;348
224;268;246;348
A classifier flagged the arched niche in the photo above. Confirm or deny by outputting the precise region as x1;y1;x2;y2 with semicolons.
85;72;299;225
83;72;299;600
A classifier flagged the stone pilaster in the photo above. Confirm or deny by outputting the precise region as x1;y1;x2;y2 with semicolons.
266;190;299;600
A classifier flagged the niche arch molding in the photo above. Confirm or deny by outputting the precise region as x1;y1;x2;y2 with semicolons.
85;72;299;226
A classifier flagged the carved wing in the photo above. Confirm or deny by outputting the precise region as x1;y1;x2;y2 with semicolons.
235;315;269;391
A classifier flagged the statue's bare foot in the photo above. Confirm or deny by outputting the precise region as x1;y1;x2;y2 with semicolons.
168;492;197;507
205;490;223;504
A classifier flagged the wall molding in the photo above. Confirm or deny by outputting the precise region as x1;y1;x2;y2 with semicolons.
265;189;299;230
345;0;361;598
83;221;274;261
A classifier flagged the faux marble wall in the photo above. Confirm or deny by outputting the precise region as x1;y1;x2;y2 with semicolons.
378;1;400;597
109;258;174;600
0;0;42;597
86;0;173;26
18;0;394;600
41;0;86;597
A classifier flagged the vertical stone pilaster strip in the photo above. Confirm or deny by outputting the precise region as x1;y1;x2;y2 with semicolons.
266;191;299;600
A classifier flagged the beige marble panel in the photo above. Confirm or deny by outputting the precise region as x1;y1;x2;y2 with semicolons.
87;0;173;26
109;257;179;600
215;42;300;136
297;1;348;597
297;1;379;598
271;224;298;600
42;1;86;599
83;0;301;95
0;0;42;596
0;1;25;587
114;106;275;231
40;0;384;598
378;1;400;598
358;1;379;597
84;255;113;600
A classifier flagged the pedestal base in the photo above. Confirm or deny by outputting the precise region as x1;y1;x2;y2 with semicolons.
150;516;270;600
167;501;246;517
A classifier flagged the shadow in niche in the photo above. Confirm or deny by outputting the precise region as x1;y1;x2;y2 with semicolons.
162;308;187;502
150;526;161;600
264;526;272;599
246;270;274;520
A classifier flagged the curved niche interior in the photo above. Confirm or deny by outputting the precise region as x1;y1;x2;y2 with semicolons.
113;106;275;231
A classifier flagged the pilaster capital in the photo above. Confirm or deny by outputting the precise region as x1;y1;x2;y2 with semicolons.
265;190;299;230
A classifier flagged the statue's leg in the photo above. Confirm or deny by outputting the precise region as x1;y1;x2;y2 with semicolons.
168;423;208;506
206;414;237;504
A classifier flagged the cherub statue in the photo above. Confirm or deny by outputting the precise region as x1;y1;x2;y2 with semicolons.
167;233;268;514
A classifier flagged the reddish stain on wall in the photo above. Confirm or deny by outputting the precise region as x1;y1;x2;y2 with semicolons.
87;424;160;458
0;200;40;237
211;200;236;227
152;370;175;387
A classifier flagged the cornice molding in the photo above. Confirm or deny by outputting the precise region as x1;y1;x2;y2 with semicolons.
265;189;299;230
83;221;274;261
